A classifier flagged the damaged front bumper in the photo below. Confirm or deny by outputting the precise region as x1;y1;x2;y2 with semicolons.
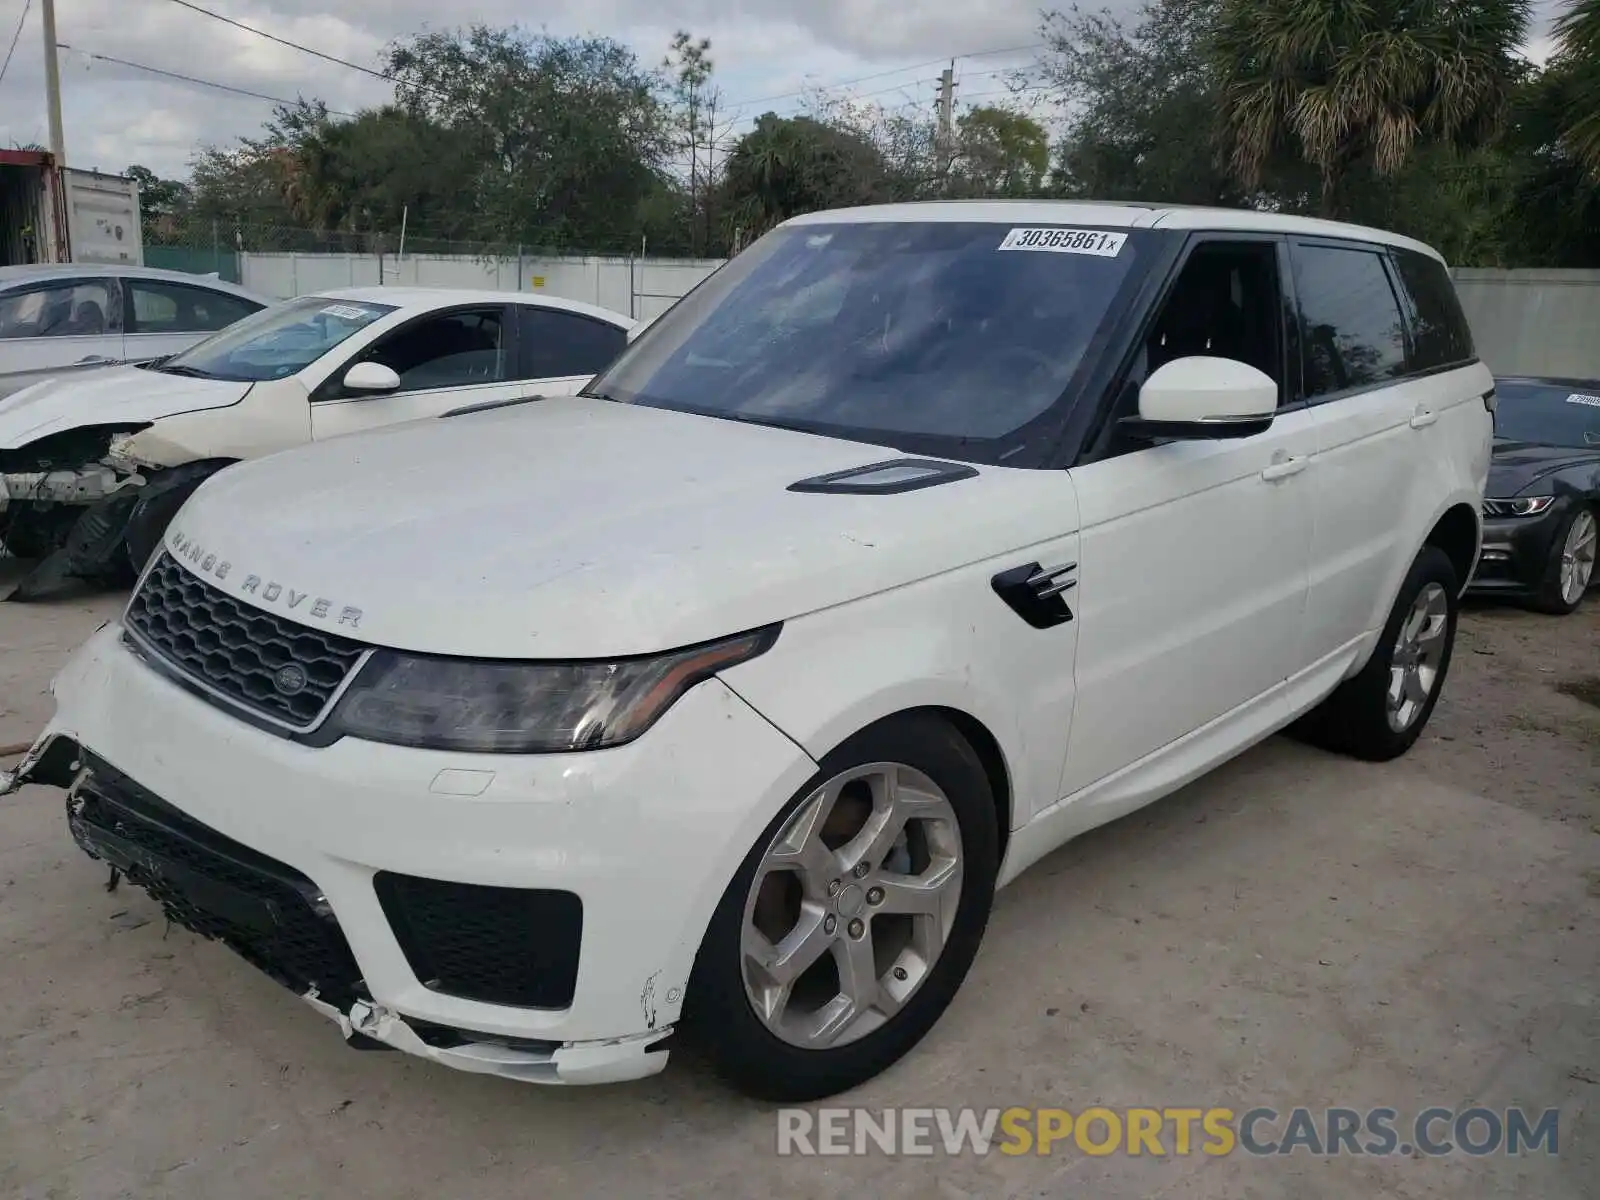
9;621;821;1086
7;732;674;1087
0;464;142;510
303;995;671;1085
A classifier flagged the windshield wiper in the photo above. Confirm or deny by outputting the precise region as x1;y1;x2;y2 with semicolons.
154;363;214;379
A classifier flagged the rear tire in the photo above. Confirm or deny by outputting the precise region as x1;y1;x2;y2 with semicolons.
683;713;999;1101
1293;545;1459;762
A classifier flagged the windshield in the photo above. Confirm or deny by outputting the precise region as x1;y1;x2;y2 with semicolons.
154;295;396;382
1494;381;1600;448
585;220;1154;463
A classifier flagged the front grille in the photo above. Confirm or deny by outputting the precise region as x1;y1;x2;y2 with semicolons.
69;755;365;1009
374;872;583;1009
124;552;367;728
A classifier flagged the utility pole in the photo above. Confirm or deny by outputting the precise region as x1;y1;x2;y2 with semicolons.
41;0;66;164
935;62;956;184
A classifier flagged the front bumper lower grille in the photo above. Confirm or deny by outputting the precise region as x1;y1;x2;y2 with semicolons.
123;552;367;729
374;872;583;1009
67;753;366;1010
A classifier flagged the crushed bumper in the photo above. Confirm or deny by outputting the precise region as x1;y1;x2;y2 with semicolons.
301;995;670;1085
9;621;818;1084
0;465;141;509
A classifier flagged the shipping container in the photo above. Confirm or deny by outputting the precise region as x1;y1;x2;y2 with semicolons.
0;151;142;267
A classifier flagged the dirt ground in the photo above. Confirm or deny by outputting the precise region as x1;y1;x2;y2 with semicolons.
1;566;1596;1200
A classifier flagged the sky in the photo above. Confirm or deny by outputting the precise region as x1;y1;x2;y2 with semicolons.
0;0;1570;180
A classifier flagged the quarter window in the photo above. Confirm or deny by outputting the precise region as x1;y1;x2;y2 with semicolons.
1389;249;1475;371
516;308;627;380
1292;245;1408;398
127;280;262;334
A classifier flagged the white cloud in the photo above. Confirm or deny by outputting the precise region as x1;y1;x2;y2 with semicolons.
0;0;1572;177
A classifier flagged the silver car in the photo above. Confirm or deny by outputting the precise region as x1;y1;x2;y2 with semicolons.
0;264;269;397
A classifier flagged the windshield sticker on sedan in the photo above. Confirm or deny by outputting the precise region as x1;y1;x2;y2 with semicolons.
1565;392;1600;408
998;227;1127;257
320;303;379;321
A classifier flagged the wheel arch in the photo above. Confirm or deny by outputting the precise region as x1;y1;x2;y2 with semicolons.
1424;501;1481;597
908;705;1013;866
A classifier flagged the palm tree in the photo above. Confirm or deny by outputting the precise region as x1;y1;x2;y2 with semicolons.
1553;0;1600;174
1212;0;1532;217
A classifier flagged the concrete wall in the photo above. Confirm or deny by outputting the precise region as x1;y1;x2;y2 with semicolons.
1452;269;1600;380
235;252;1600;380
238;251;725;322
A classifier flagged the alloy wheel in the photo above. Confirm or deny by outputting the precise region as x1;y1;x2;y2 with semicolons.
1386;582;1450;733
1559;509;1597;607
740;762;963;1049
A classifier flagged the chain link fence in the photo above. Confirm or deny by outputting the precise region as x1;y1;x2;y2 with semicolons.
140;215;726;315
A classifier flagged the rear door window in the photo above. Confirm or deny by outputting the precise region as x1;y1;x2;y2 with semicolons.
127;279;263;333
1291;244;1408;398
516;308;627;379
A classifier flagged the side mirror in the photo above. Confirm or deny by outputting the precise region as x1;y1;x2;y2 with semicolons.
342;361;401;393
1121;356;1278;441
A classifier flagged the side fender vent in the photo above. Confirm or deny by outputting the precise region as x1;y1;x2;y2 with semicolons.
991;561;1077;629
788;458;979;495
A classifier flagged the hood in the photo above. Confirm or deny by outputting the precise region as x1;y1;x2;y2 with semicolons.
1488;440;1600;496
163;397;1075;658
0;364;252;449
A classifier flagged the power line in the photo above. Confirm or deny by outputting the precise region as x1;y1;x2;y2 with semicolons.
57;42;356;115
0;0;30;87
724;42;1043;112
162;0;392;86
159;0;452;103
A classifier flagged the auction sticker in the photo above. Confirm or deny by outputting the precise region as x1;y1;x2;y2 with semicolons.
1565;392;1600;408
321;303;377;320
999;227;1127;257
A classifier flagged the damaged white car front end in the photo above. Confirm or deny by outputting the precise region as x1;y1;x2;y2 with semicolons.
0;362;261;596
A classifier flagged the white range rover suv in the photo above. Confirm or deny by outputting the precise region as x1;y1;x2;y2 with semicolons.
4;202;1493;1100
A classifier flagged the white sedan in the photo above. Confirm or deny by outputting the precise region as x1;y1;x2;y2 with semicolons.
0;263;270;394
0;287;634;595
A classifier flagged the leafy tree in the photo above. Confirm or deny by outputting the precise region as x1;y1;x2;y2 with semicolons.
1552;0;1600;175
801;90;941;199
1212;0;1532;218
125;165;191;220
664;30;724;253
951;106;1050;195
1026;0;1252;205
719;114;891;240
1491;58;1600;265
386;26;675;251
126;164;195;244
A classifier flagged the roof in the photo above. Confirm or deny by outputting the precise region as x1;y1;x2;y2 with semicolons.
0;262;268;300
1495;375;1600;390
318;286;636;327
783;200;1446;263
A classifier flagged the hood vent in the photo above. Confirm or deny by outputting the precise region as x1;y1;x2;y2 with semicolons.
788;457;979;495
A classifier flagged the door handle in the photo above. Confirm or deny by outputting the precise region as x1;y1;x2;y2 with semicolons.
1409;407;1438;429
1261;454;1309;481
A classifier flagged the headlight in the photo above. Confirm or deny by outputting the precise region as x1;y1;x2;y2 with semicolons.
1483;496;1556;517
325;626;779;753
104;432;141;469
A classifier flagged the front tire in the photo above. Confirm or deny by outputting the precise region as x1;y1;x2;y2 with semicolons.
1529;505;1597;616
683;713;999;1101
1294;545;1459;762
